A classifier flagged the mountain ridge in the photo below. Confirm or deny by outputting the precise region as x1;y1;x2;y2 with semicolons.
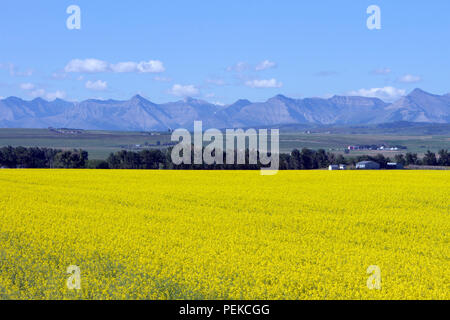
0;89;449;131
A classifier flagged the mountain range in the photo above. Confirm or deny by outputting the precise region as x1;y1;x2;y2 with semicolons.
0;88;449;131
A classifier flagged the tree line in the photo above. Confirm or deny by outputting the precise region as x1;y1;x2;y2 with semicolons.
1;146;449;169
0;146;88;169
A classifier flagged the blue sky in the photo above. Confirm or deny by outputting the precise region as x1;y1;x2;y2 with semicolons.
0;0;449;104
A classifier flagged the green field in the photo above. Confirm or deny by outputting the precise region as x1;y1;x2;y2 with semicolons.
279;133;450;157
0;129;173;160
0;128;449;160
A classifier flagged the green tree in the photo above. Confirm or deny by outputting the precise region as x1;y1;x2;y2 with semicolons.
405;153;418;165
423;150;437;166
438;149;450;166
394;154;406;166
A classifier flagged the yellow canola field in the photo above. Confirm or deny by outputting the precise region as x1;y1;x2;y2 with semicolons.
0;170;448;300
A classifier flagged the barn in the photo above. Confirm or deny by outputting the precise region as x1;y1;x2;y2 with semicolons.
356;161;380;170
387;162;404;170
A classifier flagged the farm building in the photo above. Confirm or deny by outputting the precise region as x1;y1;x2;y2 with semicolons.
329;165;340;171
356;161;380;170
339;164;347;170
387;162;404;170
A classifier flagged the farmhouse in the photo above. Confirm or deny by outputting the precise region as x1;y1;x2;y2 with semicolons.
328;165;340;170
356;161;380;170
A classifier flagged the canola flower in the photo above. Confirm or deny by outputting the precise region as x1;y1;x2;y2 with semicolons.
0;169;448;300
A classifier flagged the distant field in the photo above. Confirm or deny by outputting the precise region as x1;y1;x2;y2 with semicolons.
0;128;449;159
0;128;173;160
279;133;450;157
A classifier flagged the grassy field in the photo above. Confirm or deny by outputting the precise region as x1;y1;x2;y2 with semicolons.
0;128;173;160
0;170;448;299
0;128;449;159
280;133;450;156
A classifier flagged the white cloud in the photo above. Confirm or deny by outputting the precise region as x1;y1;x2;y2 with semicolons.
136;60;165;73
30;89;46;98
51;72;68;80
227;62;249;73
154;76;172;82
45;91;66;100
29;88;66;101
245;78;283;88
255;60;277;71
65;59;165;74
372;68;391;75
85;80;108;91
1;63;33;77
398;74;422;83
348;86;406;102
110;61;165;73
65;59;109;73
16;69;33;77
168;84;199;97
109;62;138;73
20;83;35;90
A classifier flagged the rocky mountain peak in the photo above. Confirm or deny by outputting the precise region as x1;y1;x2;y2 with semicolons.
1;89;449;130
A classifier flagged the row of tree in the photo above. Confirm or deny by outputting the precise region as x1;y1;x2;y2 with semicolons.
105;148;450;170
104;148;335;170
0;146;88;169
1;146;449;169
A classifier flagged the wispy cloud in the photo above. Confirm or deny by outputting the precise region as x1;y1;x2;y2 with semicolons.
29;88;66;101
226;62;249;73
64;59;109;73
45;91;67;100
20;83;36;90
168;84;199;97
0;63;33;77
245;78;283;88
51;72;69;80
85;80;108;91
371;68;391;75
154;76;172;82
398;74;422;83
348;86;406;102
19;82;66;100
30;89;45;98
255;60;277;71
65;59;165;74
